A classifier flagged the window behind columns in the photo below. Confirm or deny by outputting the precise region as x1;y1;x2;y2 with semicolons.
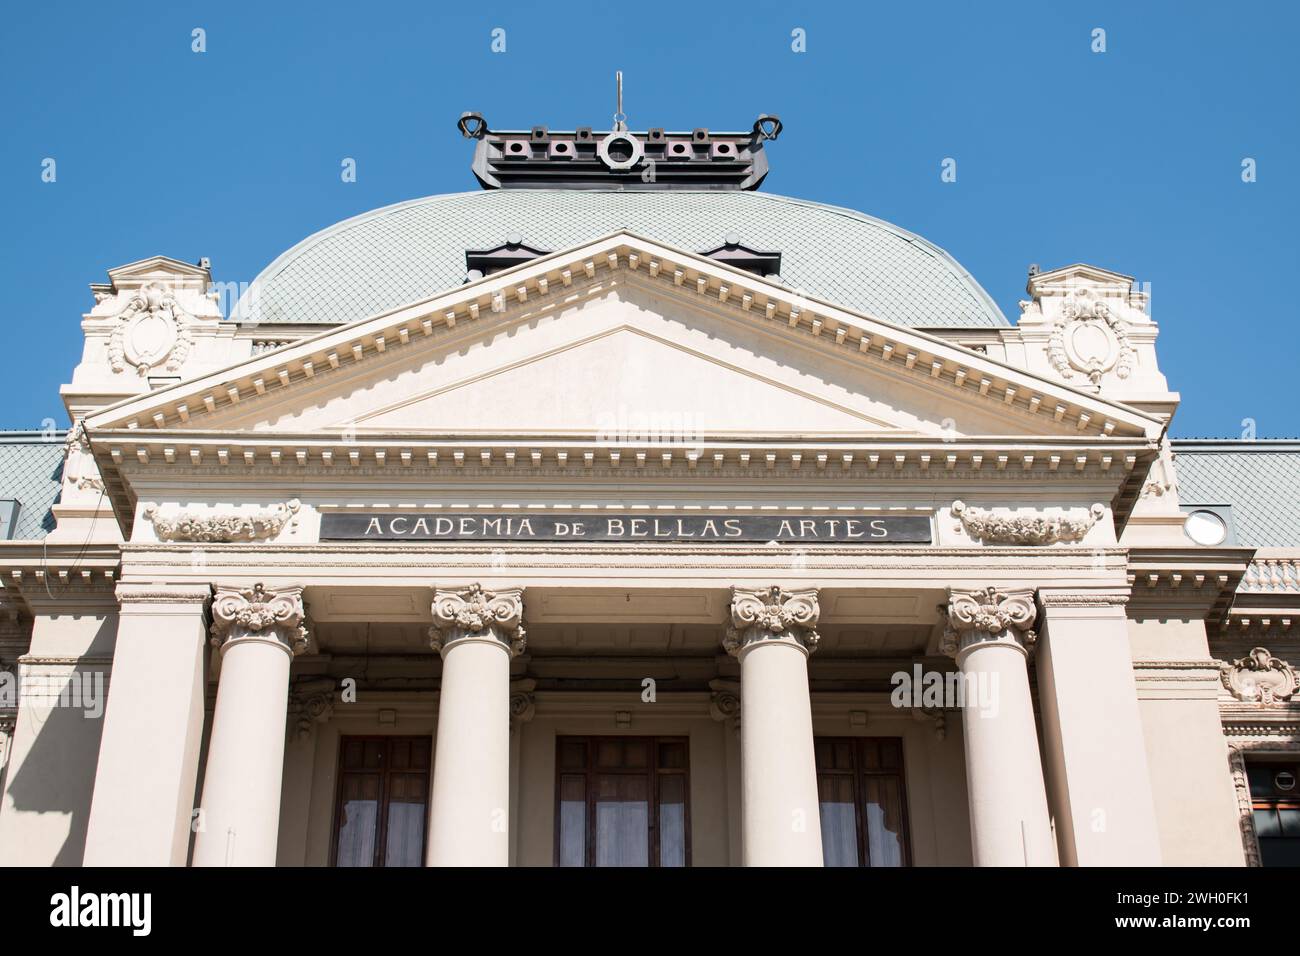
1247;760;1300;866
555;736;690;867
816;737;911;867
330;736;432;867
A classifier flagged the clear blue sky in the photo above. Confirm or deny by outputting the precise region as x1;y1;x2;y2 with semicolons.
2;0;1295;436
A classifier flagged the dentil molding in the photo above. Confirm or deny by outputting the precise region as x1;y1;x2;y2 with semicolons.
143;498;300;543
723;585;821;656
951;500;1105;546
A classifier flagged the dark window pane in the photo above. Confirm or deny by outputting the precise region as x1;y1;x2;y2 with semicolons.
1279;807;1300;838
659;741;687;770
362;739;383;769
833;740;855;771
658;775;687;867
814;738;831;769
1254;808;1282;839
595;773;649;867
879;739;903;769
558;774;586;867
818;774;859;867
559;740;587;771
859;739;881;770
596;739;623;769
624;740;649;769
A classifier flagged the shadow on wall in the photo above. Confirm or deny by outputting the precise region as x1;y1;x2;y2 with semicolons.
5;660;109;866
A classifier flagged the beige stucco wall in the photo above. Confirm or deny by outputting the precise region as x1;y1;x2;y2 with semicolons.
0;604;116;866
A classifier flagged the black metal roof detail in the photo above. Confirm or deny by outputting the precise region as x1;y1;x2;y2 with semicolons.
459;112;782;192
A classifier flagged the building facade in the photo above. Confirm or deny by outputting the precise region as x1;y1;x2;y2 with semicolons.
1;115;1297;867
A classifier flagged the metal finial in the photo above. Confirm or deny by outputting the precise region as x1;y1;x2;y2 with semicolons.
613;71;627;131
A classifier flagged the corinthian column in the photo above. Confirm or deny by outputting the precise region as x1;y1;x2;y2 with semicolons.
192;584;306;867
726;585;823;866
942;586;1055;866
427;584;524;866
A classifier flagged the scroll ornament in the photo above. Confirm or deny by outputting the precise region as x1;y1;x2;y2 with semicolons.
940;586;1038;657
211;583;308;655
951;501;1105;546
107;282;193;376
144;499;300;543
429;584;526;656
724;585;821;656
1220;648;1299;705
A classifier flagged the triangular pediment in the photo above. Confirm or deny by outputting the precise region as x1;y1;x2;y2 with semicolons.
87;231;1163;445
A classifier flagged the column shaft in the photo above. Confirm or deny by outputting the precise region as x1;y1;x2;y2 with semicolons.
945;587;1055;866
192;584;305;867
426;585;523;867
727;586;823;867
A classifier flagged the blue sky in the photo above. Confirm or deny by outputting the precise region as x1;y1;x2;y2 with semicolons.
1;0;1295;436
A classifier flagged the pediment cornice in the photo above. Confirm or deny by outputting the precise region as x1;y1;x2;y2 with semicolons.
85;231;1163;441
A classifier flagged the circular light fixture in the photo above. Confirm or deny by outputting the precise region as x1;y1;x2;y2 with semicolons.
1275;770;1296;792
1183;509;1227;546
597;131;643;171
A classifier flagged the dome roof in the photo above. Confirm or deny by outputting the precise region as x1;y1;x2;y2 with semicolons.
233;190;1008;329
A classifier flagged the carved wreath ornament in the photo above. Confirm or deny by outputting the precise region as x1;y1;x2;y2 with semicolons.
107;282;193;376
143;499;300;543
1220;647;1300;705
1047;288;1134;387
951;501;1104;545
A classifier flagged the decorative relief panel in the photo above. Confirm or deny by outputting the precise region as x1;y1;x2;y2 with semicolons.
143;498;300;543
1046;287;1135;387
106;282;194;376
1221;647;1299;704
951;500;1104;545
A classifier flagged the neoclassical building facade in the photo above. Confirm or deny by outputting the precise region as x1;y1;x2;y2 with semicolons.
1;114;1297;867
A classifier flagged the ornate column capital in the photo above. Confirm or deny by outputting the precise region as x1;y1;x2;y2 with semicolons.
940;586;1038;659
724;585;820;658
429;584;526;657
210;583;308;657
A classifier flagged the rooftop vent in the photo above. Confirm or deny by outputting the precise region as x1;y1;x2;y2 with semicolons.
459;74;780;192
465;237;552;279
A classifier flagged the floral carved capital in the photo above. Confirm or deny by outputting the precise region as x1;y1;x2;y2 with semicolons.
941;586;1037;657
951;501;1105;546
429;584;526;657
724;585;820;657
211;583;308;656
1221;648;1299;705
144;499;300;543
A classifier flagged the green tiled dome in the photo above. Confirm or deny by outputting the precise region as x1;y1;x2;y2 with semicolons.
232;191;1007;329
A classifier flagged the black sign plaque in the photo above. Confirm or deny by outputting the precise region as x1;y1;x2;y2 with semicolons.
319;512;932;544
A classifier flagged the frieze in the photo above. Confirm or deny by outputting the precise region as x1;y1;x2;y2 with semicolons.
144;499;299;543
951;500;1104;545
